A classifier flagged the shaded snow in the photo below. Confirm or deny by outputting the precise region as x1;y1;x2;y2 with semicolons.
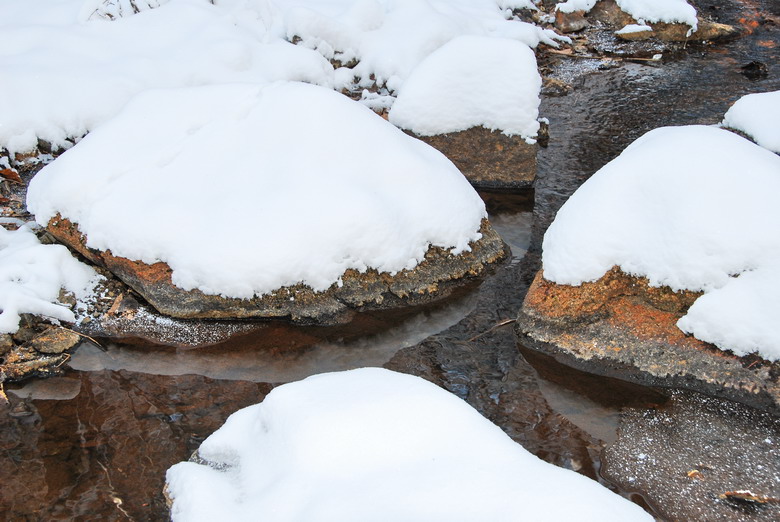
0;225;102;333
542;125;780;360
389;35;541;139
165;368;652;521
27;82;486;299
722;90;780;154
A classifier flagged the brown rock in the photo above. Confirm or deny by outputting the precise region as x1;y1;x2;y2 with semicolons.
47;215;508;325
410;126;536;190
617;21;738;42
555;10;589;33
28;328;81;354
516;268;780;415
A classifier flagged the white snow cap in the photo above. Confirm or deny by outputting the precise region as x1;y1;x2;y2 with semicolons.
389;35;542;139
556;0;697;31
165;368;652;521
542;125;780;360
0;225;102;334
0;0;563;154
27;81;487;299
722;90;780;154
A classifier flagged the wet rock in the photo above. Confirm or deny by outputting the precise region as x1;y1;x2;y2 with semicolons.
741;61;768;81
47;215;508;325
516;268;780;415
555;10;589;34
410;127;536;190
603;389;780;521
28;328;80;355
541;77;572;97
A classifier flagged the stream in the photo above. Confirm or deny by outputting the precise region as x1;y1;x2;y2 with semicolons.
2;0;779;519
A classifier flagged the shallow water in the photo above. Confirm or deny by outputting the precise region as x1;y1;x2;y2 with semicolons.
2;1;780;519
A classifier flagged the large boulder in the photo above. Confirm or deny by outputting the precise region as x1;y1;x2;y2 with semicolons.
389;35;542;190
516;125;780;414
28;82;507;325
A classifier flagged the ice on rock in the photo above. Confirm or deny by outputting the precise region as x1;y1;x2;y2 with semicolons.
389;35;542;139
27;81;487;300
165;368;652;521
542;125;780;360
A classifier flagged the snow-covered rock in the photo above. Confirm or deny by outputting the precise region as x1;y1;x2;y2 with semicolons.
0;224;102;334
27;82;506;323
165;367;652;521
0;0;564;155
389;35;541;139
722;90;780;154
542;125;780;359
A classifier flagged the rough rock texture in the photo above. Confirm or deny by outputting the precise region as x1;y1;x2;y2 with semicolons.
603;389;780;521
410;127;537;190
556;0;737;42
47;215;508;325
516;268;780;415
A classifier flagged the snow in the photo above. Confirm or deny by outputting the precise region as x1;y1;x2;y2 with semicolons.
555;0;598;14
722;90;780;154
0;224;102;334
389;36;541;139
616;0;697;32
0;0;564;155
556;0;698;31
542;125;780;360
616;24;653;35
27;81;487;299
165;368;651;521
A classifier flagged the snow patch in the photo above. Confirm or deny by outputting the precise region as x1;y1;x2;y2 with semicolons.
165;368;652;521
722;90;780;154
27;82;487;299
542;125;780;360
616;24;653;35
0;224;103;334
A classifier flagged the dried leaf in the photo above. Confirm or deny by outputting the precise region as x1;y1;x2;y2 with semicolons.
0;168;22;183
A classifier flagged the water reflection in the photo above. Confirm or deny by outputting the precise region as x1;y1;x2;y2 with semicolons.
69;291;480;382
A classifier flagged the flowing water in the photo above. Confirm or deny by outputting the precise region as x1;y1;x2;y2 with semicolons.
2;1;779;519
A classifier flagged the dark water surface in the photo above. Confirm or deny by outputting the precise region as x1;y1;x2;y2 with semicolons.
2;1;779;519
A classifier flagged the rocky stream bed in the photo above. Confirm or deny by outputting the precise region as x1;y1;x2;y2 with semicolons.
1;0;780;519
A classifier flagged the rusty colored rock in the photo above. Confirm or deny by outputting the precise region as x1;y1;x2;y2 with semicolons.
516;268;780;415
555;10;589;33
47;215;508;325
410;126;536;190
28;328;81;355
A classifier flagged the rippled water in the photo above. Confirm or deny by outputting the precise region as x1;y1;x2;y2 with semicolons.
2;1;779;519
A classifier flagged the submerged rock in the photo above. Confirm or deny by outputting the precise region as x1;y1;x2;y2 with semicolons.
517;268;780;415
48;215;507;325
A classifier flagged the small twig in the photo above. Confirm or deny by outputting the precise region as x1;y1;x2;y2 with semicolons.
57;325;107;352
55;353;71;368
468;319;517;342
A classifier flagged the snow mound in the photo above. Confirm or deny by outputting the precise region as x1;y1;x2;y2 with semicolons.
165;368;652;521
0;0;333;154
542;125;780;360
389;35;541;139
0;0;564;154
27;82;487;299
0;225;102;334
722;90;780;154
556;0;697;31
